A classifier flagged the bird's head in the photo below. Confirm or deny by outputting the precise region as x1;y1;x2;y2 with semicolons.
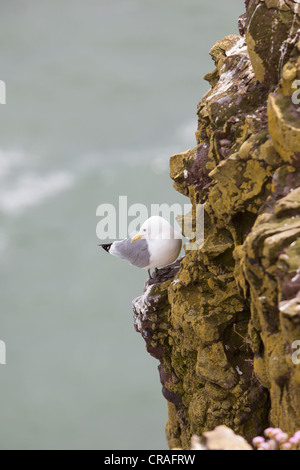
131;216;177;242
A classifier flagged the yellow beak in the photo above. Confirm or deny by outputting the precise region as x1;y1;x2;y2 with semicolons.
131;234;143;243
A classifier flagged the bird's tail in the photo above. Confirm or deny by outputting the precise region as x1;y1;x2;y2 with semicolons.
98;243;112;253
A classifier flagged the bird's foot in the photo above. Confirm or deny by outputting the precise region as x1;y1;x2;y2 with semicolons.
148;268;160;281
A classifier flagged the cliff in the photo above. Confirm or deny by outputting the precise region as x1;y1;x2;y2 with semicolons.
133;0;300;449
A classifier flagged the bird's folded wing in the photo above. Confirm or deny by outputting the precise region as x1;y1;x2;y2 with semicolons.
109;238;151;268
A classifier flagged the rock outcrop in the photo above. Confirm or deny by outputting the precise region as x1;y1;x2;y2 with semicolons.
133;0;300;449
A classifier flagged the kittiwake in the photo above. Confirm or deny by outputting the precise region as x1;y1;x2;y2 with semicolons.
99;216;182;278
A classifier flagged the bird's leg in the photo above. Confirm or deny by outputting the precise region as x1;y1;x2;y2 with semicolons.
148;269;152;279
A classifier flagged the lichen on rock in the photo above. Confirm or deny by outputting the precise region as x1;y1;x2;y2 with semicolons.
133;0;300;449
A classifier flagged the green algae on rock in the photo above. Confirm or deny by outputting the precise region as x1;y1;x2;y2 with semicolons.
133;0;300;449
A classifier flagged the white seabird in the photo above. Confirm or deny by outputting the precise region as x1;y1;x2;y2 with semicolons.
99;216;182;278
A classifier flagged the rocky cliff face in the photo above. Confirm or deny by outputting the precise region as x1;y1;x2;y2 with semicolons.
133;0;300;449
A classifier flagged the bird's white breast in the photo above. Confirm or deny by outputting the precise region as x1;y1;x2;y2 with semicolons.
146;237;182;269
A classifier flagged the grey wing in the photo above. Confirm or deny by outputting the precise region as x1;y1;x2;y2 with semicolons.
109;238;151;268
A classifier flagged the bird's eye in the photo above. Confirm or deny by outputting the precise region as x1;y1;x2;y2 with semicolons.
143;229;146;232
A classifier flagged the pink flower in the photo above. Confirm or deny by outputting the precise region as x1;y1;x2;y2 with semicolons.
264;428;275;438
289;435;300;445
271;428;283;436
259;442;271;450
282;442;292;450
267;439;278;450
275;432;289;443
292;431;300;442
253;428;300;450
263;427;282;438
252;436;265;447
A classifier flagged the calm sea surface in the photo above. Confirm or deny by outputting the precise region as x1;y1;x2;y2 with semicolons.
0;0;239;450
